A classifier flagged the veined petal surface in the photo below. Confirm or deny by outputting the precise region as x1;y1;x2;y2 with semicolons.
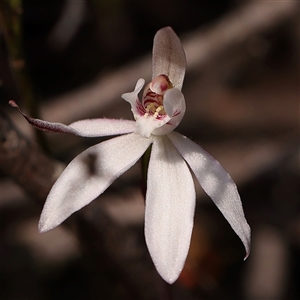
145;136;196;284
69;118;136;137
168;131;251;258
152;27;186;90
39;133;152;232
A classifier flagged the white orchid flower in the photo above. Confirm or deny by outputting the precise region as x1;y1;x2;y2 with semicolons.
10;27;250;284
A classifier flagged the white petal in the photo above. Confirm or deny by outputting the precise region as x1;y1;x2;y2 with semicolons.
152;27;186;90
168;132;251;258
121;78;145;113
145;136;196;284
9;100;135;137
152;88;186;136
134;115;169;138
69;118;136;137
39;133;152;232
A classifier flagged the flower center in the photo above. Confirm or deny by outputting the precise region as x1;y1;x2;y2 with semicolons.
144;103;165;118
140;75;171;120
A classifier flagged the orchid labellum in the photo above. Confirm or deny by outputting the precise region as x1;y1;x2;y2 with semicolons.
10;27;251;284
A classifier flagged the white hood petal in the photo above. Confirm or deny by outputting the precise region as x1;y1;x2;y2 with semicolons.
145;136;196;284
168;131;251;258
152;88;186;136
152;27;186;90
39;133;152;232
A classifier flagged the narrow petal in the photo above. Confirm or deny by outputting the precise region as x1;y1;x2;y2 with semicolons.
152;27;186;90
121;78;145;113
152;88;186;136
9;100;135;137
69;118;136;137
168;131;251;258
145;136;196;284
9;100;78;135
39;133;152;232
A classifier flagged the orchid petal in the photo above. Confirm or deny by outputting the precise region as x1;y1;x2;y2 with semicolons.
121;78;145;114
134;115;170;138
152;27;186;90
145;136;196;284
69;118;136;137
168;131;251;259
9;100;135;137
152;88;185;136
9;100;78;135
39;133;152;232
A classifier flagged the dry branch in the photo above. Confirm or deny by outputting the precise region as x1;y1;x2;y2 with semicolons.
0;110;63;202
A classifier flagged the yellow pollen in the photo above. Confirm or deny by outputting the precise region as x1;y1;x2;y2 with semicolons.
156;106;163;112
144;104;165;118
145;103;156;113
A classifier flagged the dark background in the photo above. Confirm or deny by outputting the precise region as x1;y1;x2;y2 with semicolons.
1;1;299;299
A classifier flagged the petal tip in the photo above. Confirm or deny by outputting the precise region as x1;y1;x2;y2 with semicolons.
163;273;180;285
156;266;181;285
244;247;251;261
38;221;48;233
38;216;56;233
8;100;18;107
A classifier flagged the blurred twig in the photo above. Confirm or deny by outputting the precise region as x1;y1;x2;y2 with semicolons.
0;0;50;151
0;110;63;202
